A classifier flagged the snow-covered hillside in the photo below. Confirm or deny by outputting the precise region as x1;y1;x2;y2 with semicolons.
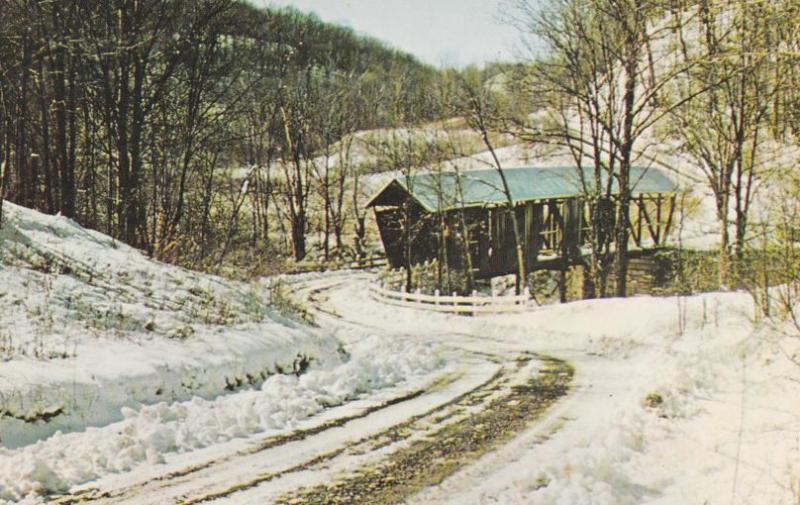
0;201;335;448
0;202;444;503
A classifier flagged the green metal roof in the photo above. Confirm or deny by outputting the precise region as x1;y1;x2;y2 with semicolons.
367;165;678;212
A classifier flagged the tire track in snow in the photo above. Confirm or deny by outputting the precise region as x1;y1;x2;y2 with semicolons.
50;272;573;505
52;385;433;504
49;368;477;505
175;365;511;504
235;357;573;505
170;276;573;504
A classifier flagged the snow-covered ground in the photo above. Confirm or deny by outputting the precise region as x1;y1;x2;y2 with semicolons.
0;201;332;448
319;275;800;505
1;200;798;505
0;202;446;503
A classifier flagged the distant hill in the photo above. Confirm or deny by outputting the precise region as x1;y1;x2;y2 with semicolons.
228;2;445;126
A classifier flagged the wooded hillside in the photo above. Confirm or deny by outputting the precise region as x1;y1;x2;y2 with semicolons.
0;0;444;268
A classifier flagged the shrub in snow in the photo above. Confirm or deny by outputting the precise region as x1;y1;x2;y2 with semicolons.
642;391;664;410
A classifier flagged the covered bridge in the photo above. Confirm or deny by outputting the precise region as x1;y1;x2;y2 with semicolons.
366;165;679;279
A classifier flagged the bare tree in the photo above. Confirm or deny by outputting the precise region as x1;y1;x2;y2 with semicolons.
512;0;702;296
457;69;528;294
664;0;789;286
0;0;449;270
0;27;8;228
313;72;358;260
277;78;317;261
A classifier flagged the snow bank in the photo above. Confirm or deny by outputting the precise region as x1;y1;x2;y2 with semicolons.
0;335;443;503
0;201;338;448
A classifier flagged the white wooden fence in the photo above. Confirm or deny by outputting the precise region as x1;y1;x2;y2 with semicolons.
369;283;533;314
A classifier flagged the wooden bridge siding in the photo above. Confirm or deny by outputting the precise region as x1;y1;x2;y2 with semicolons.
562;199;584;258
488;207;515;277
461;202;543;279
521;202;543;271
629;194;677;248
374;202;439;269
374;194;676;277
374;208;405;268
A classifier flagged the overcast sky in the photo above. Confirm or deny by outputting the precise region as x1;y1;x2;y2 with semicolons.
258;0;526;67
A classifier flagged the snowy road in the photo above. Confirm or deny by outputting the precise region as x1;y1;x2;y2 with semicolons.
280;273;800;505
44;270;800;505
48;271;574;505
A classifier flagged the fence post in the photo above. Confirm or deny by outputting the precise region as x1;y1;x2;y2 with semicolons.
434;289;440;306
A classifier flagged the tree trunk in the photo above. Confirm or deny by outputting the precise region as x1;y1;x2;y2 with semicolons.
16;28;31;207
37;57;54;214
51;1;75;218
719;211;731;288
615;30;639;298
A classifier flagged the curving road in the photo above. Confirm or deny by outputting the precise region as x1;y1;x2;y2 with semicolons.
52;271;574;505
